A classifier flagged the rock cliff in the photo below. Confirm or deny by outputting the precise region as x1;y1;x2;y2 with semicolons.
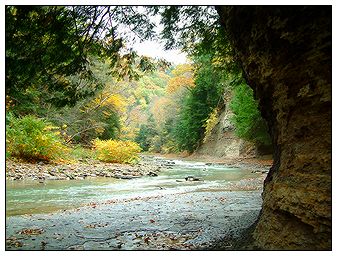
216;6;331;249
196;104;256;158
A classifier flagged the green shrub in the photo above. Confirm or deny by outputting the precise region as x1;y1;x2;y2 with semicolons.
93;139;141;164
6;114;69;162
69;145;95;161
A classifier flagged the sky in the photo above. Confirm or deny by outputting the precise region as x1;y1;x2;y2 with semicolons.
132;40;188;65
120;7;188;65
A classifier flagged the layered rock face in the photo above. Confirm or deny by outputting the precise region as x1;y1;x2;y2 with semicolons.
216;6;331;249
196;104;256;158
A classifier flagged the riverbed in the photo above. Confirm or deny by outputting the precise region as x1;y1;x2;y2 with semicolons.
6;156;268;250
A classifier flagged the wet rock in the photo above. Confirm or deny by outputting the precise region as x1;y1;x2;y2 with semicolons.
6;237;23;248
147;172;158;177
66;174;74;180
113;175;135;180
251;170;264;174
185;176;202;182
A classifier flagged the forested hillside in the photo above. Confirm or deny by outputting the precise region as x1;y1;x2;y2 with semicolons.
6;6;270;163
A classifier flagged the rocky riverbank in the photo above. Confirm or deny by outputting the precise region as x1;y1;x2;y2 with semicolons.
6;154;272;182
6;156;162;181
6;190;263;250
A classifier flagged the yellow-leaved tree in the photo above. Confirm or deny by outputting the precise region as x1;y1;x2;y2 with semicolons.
166;64;195;93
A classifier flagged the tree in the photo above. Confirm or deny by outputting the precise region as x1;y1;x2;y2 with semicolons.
6;5;217;112
6;6;101;108
230;83;271;146
6;6;158;110
135;115;158;151
152;6;219;51
44;57;126;145
173;52;225;152
166;64;194;93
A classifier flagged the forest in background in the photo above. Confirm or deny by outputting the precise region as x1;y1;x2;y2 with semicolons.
6;6;271;163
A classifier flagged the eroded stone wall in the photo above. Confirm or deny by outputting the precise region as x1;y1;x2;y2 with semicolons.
216;6;331;249
195;105;256;158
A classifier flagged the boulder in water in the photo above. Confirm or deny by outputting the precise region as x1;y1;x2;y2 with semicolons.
185;176;202;181
147;172;158;177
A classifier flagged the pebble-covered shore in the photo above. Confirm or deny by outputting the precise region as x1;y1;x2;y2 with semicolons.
6;190;263;250
6;157;162;181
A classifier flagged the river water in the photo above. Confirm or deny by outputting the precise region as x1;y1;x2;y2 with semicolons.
6;156;265;250
6;156;260;217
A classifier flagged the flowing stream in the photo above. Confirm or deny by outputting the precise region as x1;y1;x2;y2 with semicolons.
6;156;265;250
6;156;259;216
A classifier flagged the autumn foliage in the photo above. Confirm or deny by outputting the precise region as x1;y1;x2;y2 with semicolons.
166;64;195;93
93;139;141;164
6;115;69;162
203;108;219;143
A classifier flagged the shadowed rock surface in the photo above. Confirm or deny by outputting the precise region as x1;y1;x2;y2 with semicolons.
217;6;331;250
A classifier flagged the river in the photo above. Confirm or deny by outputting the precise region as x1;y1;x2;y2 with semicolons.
6;156;266;250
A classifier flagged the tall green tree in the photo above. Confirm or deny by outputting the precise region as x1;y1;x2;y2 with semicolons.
230;83;271;146
6;6;157;111
6;6;102;108
135;115;158;151
174;53;225;152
